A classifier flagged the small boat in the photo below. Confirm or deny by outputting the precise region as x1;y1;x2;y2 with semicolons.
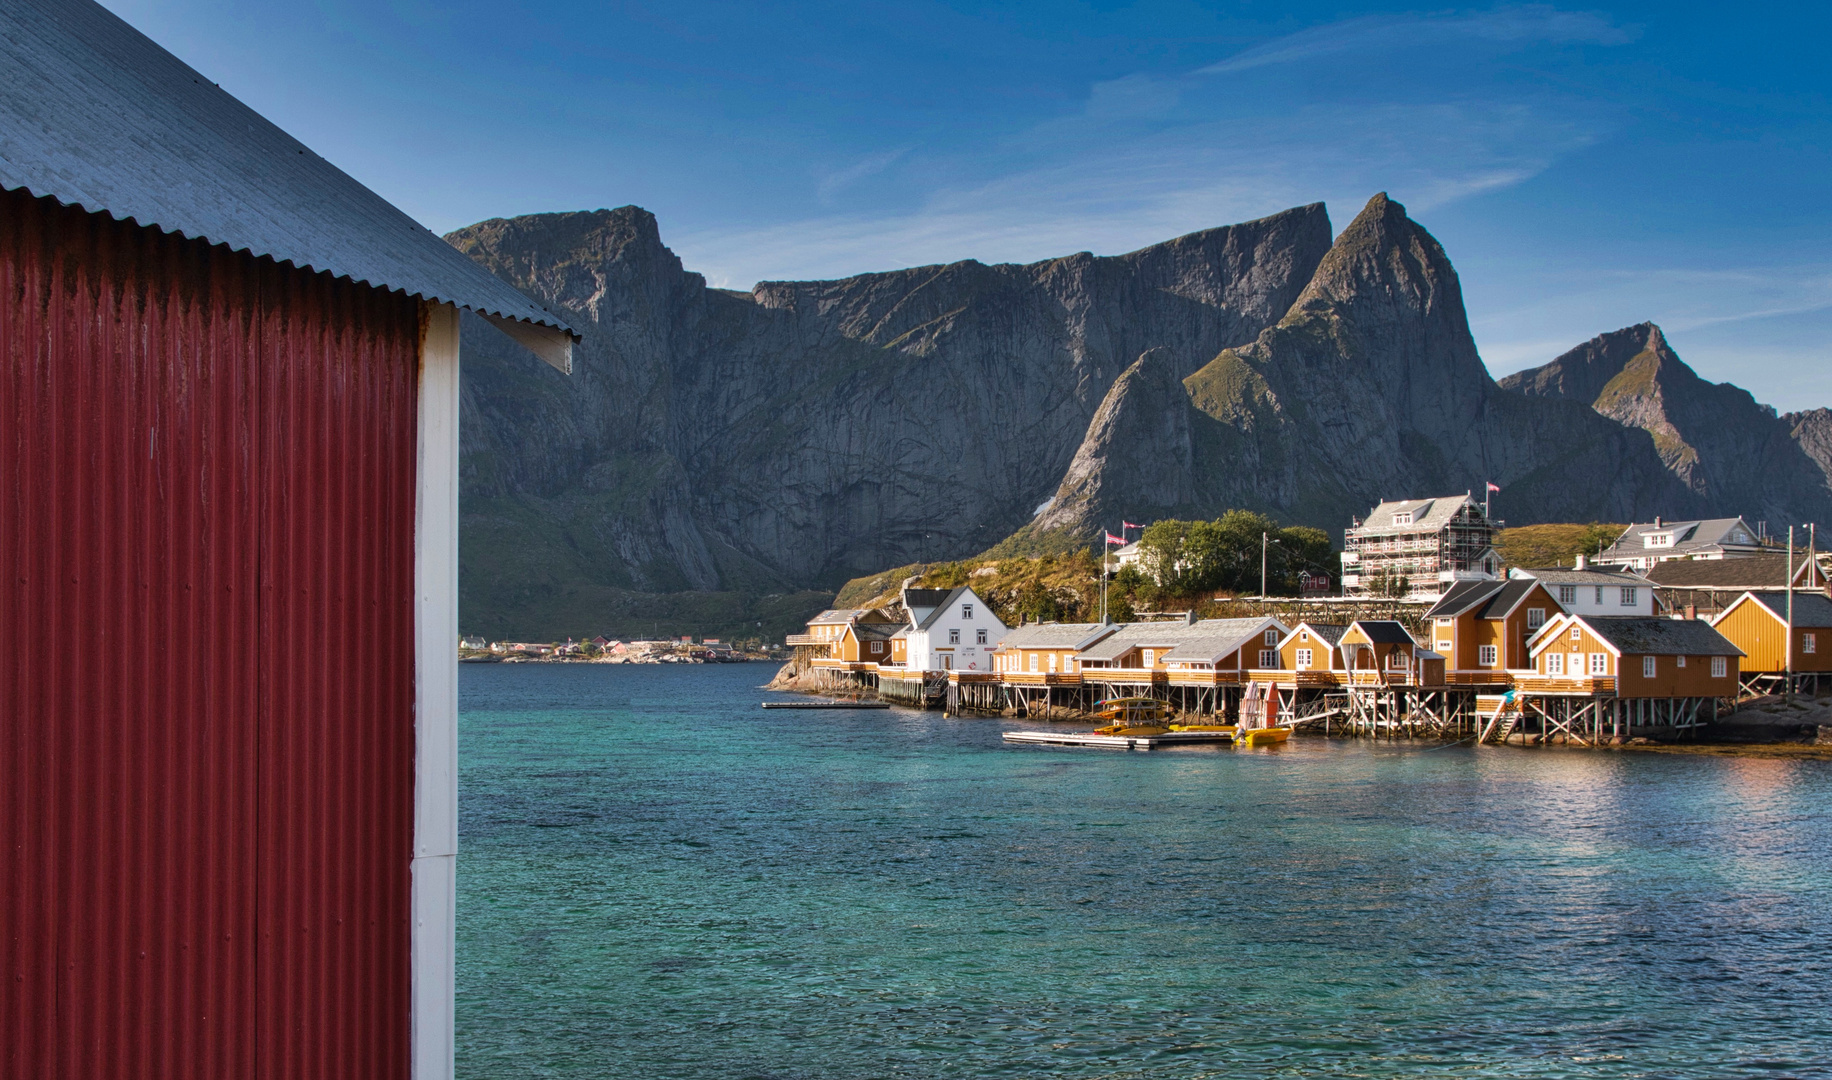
1237;726;1291;747
1170;722;1238;734
1091;695;1173;736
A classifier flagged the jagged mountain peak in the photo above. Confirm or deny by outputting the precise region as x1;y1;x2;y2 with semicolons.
1290;193;1460;316
1498;322;1680;403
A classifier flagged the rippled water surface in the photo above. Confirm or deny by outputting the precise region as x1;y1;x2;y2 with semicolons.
457;663;1832;1078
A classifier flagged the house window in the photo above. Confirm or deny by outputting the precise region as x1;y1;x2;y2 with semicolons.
1388;651;1407;670
1296;648;1313;667
1546;653;1564;676
1558;585;1576;606
1142;649;1155;667
1806;633;1818;655
1595;586;1605;604
976;628;987;645
1676;654;1686;668
1437;640;1452;652
1479;645;1497;666
1264;629;1279;646
1642;655;1657;678
1436;618;1452;627
1048;653;1057;673
1527;608;1545;629
1300;629;1310;641
870;641;882;654
949;629;960;644
1712;656;1727;678
1029;653;1038;673
1570;626;1581;642
1392;511;1413;525
1620;587;1637;606
1259;649;1276;668
1590;653;1607;675
962;604;973;619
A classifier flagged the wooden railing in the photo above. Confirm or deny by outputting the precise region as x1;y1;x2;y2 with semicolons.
1002;671;1082;685
1165;669;1243;686
1511;675;1616;696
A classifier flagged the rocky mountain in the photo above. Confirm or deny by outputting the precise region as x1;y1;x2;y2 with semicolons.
451;193;1830;638
1032;194;1709;540
451;204;1333;636
1499;323;1832;527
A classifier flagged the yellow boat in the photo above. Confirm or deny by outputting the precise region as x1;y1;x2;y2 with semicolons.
1237;726;1291;747
1090;696;1173;736
1169;723;1238;734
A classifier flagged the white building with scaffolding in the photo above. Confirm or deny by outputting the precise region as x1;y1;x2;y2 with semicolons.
1340;494;1501;601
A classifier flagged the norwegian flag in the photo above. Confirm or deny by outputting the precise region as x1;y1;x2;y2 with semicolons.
1122;521;1142;530
1486;482;1501;493
1105;532;1127;545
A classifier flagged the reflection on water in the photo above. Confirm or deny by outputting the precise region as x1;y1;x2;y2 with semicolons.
458;664;1832;1078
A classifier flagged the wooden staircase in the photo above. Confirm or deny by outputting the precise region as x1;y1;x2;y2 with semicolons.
1479;710;1519;744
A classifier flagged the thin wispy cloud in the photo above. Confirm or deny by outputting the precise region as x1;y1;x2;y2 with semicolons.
1197;6;1634;76
815;147;909;203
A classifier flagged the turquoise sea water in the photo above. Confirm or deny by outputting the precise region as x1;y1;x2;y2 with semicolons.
457;663;1832;1078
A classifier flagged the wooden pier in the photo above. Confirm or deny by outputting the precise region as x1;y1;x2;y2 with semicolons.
1002;729;1239;750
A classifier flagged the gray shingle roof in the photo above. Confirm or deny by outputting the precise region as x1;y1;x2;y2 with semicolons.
1347;620;1415;645
1159;619;1283;663
1350;494;1484;538
1597;519;1763;562
808;609;870;625
996;623;1117;650
1288;623;1347;647
1516;567;1647;586
1425;579;1506;618
0;0;574;359
1729;591;1832;627
1646;555;1816;589
1577;617;1743;656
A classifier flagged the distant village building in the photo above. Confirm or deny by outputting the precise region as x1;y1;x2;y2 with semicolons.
461;634;489;650
1710;591;1832;681
1592;516;1768;572
900;585;1006;673
1525;615;1741;697
1424;577;1563;679
1644;552;1826;617
1341;495;1500;600
1508;563;1653;616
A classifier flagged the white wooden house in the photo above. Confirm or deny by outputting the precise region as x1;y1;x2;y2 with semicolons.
901;585;1007;673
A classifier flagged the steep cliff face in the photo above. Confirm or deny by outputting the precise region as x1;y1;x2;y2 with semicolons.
1500;323;1832;525
450;204;1335;634
1034;195;1707;542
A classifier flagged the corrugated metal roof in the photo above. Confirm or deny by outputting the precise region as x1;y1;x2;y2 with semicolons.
0;0;575;365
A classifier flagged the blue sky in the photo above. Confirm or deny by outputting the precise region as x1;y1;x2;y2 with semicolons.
107;1;1831;410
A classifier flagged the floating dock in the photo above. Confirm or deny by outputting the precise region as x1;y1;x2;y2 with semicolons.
761;700;891;710
1001;729;1238;750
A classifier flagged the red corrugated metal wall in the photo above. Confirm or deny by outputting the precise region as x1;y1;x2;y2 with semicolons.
2;187;419;1080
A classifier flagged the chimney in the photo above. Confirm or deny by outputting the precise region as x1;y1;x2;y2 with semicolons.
1574;553;1588;571
1184;610;1198;626
1653;516;1662;528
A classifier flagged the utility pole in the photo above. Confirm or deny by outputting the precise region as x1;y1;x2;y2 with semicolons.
1261;532;1269;598
1786;526;1796;700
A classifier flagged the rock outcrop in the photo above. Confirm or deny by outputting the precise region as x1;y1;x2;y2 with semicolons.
451;204;1334;635
451;193;1830;636
1500;323;1832;526
1035;195;1708;542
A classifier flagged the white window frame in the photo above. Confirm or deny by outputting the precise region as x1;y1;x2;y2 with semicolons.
1527;608;1545;629
1296;648;1313;667
1545;653;1563;676
1675;654;1686;668
1029;653;1038;673
976;628;987;645
948;628;960;645
1048;653;1057;673
1643;655;1657;678
1712;656;1727;678
1478;644;1497;666
1590;652;1607;675
1558;585;1576;606
1264;629;1279;646
1570;626;1582;641
1142;649;1155;668
1387;650;1408;670
1259;649;1276;668
961;603;973;619
1806;633;1818;655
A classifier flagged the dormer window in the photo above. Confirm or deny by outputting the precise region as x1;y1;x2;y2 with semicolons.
1392;512;1413;526
1644;532;1673;548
